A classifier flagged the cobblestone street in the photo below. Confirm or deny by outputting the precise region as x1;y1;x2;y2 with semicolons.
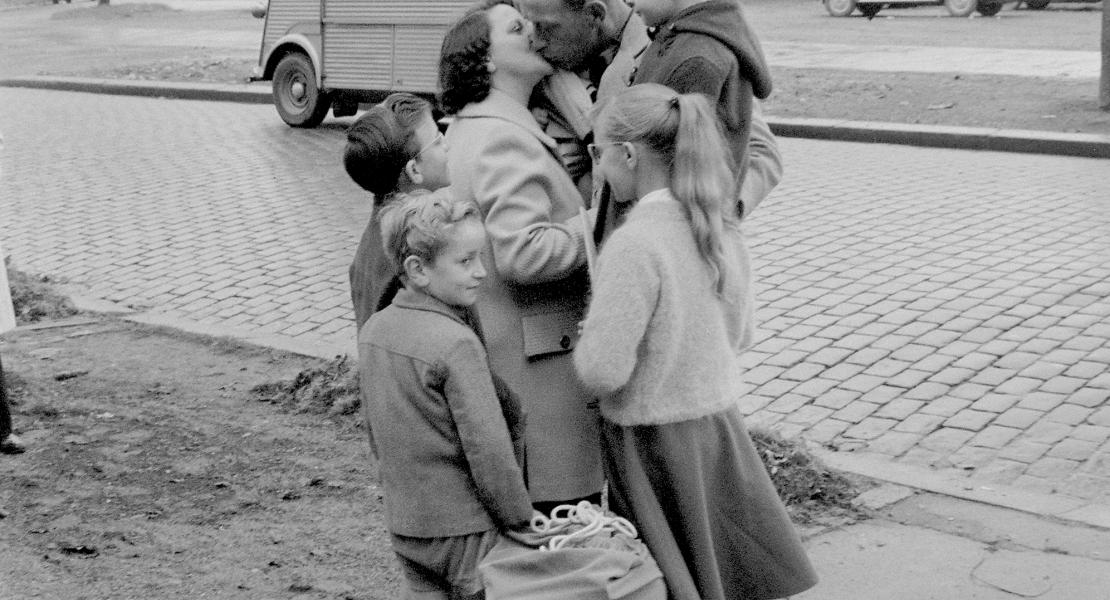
2;87;1109;506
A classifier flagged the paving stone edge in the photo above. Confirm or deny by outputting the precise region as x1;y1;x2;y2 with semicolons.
4;75;1110;158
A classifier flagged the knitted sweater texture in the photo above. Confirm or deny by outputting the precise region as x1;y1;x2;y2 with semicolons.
574;190;755;426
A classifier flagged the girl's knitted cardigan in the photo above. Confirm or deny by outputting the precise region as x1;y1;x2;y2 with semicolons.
574;189;755;426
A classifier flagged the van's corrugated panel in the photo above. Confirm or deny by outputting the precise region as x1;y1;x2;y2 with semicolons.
263;0;320;55
322;26;394;90
323;0;469;25
390;25;446;91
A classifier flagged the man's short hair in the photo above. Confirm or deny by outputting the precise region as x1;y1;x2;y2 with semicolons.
342;93;432;200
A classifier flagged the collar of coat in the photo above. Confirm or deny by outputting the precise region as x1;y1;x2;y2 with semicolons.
391;287;470;326
453;88;558;152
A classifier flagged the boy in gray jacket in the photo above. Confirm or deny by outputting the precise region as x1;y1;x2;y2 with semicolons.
359;191;534;600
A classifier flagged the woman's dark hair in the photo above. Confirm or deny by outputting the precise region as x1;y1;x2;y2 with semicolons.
438;8;493;115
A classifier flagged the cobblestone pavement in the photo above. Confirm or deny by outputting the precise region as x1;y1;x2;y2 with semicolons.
2;88;1109;505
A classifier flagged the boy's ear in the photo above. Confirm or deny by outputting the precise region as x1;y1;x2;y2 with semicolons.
403;158;424;186
402;255;430;288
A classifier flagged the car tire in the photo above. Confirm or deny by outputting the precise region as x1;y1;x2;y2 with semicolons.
858;3;883;17
272;52;331;128
976;0;1003;14
944;0;978;15
1024;0;1049;8
824;0;857;17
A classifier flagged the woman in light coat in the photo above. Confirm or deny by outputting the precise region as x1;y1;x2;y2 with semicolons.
438;2;601;511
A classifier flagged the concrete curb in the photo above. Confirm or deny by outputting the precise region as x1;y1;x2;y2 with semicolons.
813;447;1110;531
64;291;356;360
0;76;273;105
5;75;1110;158
770;116;1110;159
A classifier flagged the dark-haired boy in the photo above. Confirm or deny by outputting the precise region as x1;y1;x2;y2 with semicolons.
343;93;449;331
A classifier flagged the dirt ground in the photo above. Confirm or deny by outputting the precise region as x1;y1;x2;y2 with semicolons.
0;317;404;600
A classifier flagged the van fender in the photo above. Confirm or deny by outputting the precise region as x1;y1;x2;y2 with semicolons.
265;34;323;88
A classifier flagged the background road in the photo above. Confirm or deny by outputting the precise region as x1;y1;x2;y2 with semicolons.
0;0;1102;80
2;87;1109;509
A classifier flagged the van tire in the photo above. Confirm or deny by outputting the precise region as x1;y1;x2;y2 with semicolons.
944;0;977;16
273;52;331;128
1024;0;1049;7
823;0;857;17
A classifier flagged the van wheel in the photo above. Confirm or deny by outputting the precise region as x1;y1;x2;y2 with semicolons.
858;3;883;17
944;0;977;16
272;52;331;128
824;0;857;17
976;0;1003;14
1024;0;1049;7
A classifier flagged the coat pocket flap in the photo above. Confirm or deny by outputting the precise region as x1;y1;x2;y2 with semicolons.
521;310;580;360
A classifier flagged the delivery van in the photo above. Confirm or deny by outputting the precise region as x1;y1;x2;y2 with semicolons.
251;0;471;127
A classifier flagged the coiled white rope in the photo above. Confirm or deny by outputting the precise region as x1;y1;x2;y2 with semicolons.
530;501;639;551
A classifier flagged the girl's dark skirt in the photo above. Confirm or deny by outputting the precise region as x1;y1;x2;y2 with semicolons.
600;407;818;600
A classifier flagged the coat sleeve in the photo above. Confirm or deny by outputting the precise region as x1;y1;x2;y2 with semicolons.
573;232;659;396
737;100;782;218
661;56;757;214
443;336;534;529
470;128;587;285
662;55;727;106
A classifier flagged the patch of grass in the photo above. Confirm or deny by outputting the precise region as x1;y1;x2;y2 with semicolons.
5;258;79;324
251;355;360;416
71;57;256;84
751;427;869;525
249;356;866;522
249;356;867;523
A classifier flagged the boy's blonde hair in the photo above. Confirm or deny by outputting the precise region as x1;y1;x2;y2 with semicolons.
378;189;482;277
593;83;738;296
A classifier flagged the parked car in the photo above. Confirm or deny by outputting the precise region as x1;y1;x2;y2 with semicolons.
823;0;1010;17
250;0;471;127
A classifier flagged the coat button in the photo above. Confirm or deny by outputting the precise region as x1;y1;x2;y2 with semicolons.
559;335;572;349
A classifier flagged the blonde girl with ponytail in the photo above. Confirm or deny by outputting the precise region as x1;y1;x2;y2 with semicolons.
574;83;817;600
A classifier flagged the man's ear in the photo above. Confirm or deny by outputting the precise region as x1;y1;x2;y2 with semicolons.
584;0;607;23
402;255;429;288
403;158;424;186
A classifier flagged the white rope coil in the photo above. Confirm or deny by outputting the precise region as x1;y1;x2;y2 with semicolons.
530;501;639;551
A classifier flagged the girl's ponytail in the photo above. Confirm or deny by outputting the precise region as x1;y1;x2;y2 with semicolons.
593;84;739;296
670;93;736;296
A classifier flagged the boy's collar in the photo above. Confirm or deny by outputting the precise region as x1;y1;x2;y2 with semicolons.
392;286;470;324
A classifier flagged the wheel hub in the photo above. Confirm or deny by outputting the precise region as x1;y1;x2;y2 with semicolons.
290;81;307;103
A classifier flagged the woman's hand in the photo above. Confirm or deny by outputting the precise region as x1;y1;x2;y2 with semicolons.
557;140;590;182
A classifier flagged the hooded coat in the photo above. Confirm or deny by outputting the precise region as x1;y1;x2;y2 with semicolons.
632;0;772;188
